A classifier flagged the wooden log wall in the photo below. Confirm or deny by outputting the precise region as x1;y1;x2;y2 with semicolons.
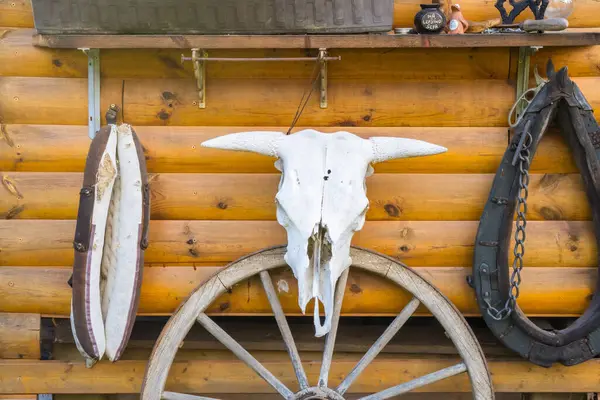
1;0;600;396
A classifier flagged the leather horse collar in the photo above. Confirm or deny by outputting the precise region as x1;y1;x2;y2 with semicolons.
473;60;600;367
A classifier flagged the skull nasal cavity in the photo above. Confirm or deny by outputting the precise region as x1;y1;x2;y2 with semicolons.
307;225;332;264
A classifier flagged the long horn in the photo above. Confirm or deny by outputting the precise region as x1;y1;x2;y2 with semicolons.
201;131;286;157
368;137;447;163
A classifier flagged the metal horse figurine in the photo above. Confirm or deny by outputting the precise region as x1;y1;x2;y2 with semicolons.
495;0;549;24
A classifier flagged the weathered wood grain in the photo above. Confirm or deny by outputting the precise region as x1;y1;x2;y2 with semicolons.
1;357;600;393
0;125;580;174
31;31;600;49
0;220;595;267
2;29;510;79
0;312;40;359
0;266;594;316
0;76;514;127
0;172;590;221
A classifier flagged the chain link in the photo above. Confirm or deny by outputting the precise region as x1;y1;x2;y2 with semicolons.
485;130;532;321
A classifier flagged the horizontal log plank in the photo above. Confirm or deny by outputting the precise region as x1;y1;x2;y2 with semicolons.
532;46;600;78
0;76;514;127
2;29;510;80
3;0;600;29
0;220;595;267
0;312;40;359
0;265;594;316
1;357;600;393
0;76;598;127
1;28;598;79
0;172;590;221
52;317;511;356
0;125;579;174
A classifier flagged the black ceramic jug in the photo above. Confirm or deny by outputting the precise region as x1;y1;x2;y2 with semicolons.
414;4;447;34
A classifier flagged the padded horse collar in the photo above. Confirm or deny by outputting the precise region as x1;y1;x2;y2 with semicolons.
473;61;600;367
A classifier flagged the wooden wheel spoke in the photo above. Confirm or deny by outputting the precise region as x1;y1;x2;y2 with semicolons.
196;313;294;399
336;297;421;395
318;268;350;387
162;392;220;400
357;362;468;400
259;270;310;390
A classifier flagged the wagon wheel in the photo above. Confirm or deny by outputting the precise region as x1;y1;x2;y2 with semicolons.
141;246;494;400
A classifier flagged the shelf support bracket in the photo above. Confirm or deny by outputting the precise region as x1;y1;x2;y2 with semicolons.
80;48;101;139
192;48;207;109
515;46;542;115
319;48;328;109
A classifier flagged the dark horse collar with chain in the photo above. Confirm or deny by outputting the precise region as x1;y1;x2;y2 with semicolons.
473;61;600;367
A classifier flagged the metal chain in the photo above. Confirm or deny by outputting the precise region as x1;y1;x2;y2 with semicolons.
485;130;532;321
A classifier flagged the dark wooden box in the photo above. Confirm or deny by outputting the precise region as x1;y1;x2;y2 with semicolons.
31;0;394;35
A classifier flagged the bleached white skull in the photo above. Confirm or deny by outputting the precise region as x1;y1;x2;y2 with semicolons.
202;129;446;336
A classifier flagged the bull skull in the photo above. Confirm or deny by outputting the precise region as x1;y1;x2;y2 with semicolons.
202;129;446;336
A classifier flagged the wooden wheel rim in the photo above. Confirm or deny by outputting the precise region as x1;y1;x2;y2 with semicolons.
140;246;494;399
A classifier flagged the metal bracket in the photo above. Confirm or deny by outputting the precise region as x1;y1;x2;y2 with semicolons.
191;48;207;109
182;49;340;109
80;48;101;139
515;46;542;115
318;48;328;109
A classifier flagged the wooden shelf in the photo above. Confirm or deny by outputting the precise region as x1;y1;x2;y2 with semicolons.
33;29;600;49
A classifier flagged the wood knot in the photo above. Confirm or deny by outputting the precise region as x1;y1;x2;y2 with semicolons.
156;109;171;121
2;205;25;219
2;175;23;199
350;283;362;294
337;119;357;127
384;203;400;217
538;206;562;221
217;202;228;210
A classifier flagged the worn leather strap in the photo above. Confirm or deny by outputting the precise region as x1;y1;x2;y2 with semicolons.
473;63;600;367
70;125;113;358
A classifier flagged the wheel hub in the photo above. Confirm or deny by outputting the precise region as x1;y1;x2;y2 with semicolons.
292;387;345;400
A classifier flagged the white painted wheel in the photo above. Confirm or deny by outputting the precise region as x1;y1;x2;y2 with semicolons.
141;246;494;400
